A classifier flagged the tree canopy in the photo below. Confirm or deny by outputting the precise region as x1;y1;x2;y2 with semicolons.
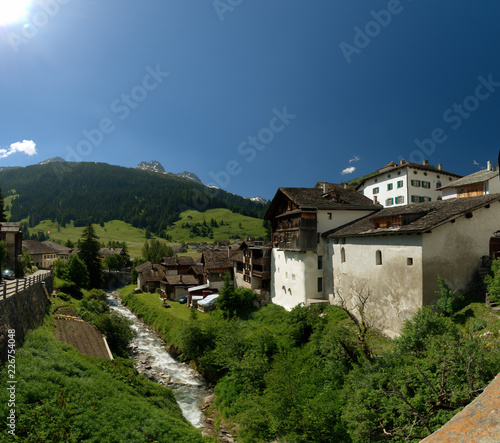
78;220;102;288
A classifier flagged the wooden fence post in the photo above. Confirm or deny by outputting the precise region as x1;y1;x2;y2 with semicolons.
2;283;5;300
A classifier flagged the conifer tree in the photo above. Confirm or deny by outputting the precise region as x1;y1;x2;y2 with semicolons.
0;187;6;222
78;220;102;288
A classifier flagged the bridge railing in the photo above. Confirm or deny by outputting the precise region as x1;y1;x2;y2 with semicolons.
1;271;52;300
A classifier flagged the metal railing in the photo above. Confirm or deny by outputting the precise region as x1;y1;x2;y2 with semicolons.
1;271;52;300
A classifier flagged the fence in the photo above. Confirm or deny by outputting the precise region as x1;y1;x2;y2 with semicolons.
1;271;52;301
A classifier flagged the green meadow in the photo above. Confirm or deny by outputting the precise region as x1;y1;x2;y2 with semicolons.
23;208;266;258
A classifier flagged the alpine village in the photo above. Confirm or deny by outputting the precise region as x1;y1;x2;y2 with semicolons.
1;157;500;443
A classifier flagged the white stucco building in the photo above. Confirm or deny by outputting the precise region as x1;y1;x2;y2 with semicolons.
439;161;500;200
264;183;380;310
325;194;500;336
355;160;461;207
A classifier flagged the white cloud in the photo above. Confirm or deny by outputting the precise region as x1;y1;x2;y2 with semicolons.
349;155;360;163
342;166;356;175
0;140;37;158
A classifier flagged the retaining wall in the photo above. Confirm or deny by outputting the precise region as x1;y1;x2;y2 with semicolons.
0;278;53;365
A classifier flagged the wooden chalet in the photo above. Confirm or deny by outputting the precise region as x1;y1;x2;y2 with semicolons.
264;184;379;252
201;249;233;290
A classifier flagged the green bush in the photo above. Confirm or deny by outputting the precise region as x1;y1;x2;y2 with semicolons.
435;276;465;316
485;258;500;304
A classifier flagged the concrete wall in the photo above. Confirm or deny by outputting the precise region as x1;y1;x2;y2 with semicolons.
422;201;500;304
0;278;53;365
330;235;423;337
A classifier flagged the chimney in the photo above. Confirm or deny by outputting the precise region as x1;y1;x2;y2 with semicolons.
487;160;492;171
322;182;327;194
438;163;442;170
423;160;429;166
400;159;406;165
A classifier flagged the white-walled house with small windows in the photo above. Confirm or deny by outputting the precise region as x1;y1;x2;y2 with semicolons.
324;194;500;337
439;161;500;200
264;183;380;310
355;160;461;207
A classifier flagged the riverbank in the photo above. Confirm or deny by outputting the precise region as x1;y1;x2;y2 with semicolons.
111;289;237;442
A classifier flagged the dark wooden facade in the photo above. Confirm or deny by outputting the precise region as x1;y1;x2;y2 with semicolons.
272;207;317;252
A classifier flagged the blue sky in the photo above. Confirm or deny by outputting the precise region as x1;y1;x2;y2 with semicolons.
0;0;499;199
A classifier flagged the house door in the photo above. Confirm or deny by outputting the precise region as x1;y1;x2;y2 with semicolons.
489;237;500;259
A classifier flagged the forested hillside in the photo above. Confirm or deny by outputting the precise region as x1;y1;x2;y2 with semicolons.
0;162;267;234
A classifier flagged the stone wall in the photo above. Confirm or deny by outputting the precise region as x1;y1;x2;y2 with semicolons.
0;278;53;365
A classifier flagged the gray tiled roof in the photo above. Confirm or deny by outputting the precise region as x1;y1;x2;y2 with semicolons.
355;162;462;189
23;240;58;255
325;194;500;238
274;185;379;210
438;169;499;189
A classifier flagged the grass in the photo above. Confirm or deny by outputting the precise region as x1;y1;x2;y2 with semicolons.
119;285;206;343
0;310;205;442
24;208;266;258
165;208;266;243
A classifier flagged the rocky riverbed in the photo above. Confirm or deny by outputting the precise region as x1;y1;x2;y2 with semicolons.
107;291;235;442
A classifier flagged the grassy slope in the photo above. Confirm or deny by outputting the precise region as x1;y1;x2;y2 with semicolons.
0;320;205;442
119;286;199;343
165;208;266;243
24;208;266;258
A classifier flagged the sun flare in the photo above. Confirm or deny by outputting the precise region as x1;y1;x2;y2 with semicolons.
0;0;32;26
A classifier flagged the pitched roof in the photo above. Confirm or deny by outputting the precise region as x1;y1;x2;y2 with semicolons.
165;274;200;286
42;241;72;253
265;184;379;219
23;240;58;255
438;168;499;190
355;162;461;189
99;248;124;255
161;255;196;266
136;261;164;282
326;194;500;238
202;249;232;269
0;222;20;232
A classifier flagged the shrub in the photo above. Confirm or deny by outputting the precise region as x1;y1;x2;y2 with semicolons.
485;258;500;304
435;276;465;316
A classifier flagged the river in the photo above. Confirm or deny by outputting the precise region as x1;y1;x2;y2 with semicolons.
106;292;208;429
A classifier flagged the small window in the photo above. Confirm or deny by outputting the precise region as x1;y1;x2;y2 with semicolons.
373;187;379;194
387;183;393;191
318;256;323;270
436;181;442;189
373;196;378;203
317;277;323;292
386;198;394;206
292;274;296;281
422;181;431;189
395;195;404;204
411;195;419;203
376;250;382;265
341;247;346;263
411;179;421;187
327;212;332;219
407;257;413;266
397;180;404;188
